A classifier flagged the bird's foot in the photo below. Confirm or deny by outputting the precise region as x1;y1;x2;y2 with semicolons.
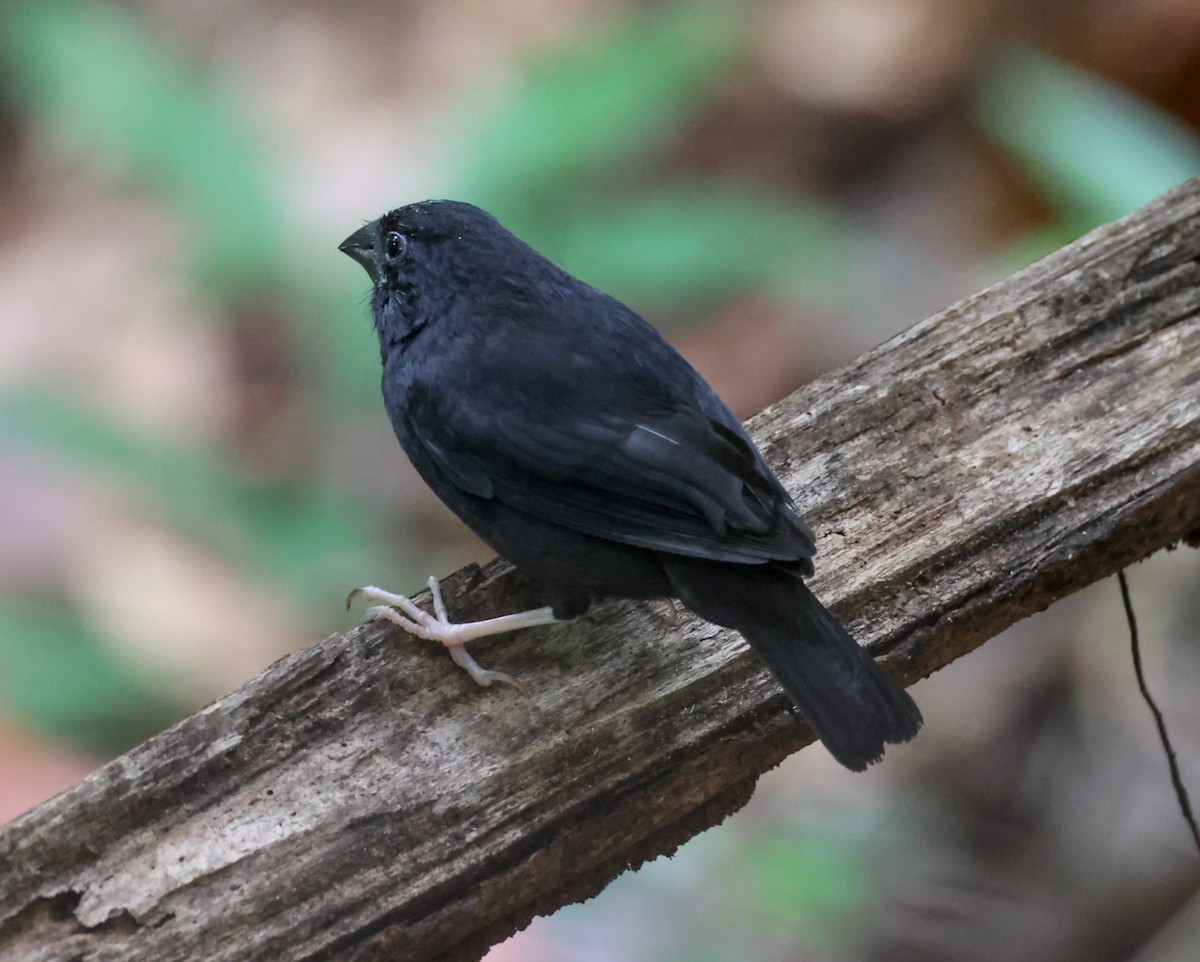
347;576;559;691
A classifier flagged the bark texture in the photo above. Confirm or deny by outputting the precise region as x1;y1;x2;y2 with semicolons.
2;180;1199;962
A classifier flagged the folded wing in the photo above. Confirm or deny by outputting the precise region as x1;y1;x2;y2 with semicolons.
408;372;816;570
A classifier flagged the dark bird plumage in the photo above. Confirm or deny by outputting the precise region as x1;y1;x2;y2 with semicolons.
340;200;921;770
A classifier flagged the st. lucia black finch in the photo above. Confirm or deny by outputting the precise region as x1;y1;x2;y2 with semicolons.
340;200;921;771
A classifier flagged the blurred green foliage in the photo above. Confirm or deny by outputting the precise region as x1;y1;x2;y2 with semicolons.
457;1;744;204
4;0;381;410
727;823;865;944
6;0;279;297
540;804;915;960
0;601;186;754
528;184;848;315
2;389;380;604
1;0;397;750
449;0;849;315
976;44;1200;263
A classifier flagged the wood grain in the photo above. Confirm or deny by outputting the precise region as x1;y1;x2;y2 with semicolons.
2;180;1199;962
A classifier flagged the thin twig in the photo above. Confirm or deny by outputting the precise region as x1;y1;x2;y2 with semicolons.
1118;570;1200;856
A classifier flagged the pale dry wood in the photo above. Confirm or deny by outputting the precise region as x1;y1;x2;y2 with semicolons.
2;180;1199;962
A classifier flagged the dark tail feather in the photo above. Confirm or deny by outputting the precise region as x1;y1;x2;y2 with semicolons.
746;581;921;771
665;559;921;771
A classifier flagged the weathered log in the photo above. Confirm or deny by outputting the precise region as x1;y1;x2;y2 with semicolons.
2;180;1199;962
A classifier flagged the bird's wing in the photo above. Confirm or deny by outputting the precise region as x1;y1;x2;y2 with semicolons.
405;365;815;567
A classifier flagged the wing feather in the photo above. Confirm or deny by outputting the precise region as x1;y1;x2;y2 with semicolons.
397;299;814;568
408;384;814;566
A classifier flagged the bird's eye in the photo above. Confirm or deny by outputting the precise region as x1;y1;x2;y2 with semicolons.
385;231;407;259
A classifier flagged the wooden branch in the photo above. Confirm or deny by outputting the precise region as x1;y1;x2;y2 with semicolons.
3;180;1200;962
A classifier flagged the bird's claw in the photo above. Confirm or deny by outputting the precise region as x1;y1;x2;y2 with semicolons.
638;597;681;627
349;576;546;692
447;645;526;693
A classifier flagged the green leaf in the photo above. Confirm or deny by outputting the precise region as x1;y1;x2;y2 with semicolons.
538;185;849;315
1;388;400;615
727;827;865;945
0;600;188;755
4;0;281;296
444;1;854;316
452;0;746;214
976;44;1200;226
2;1;384;414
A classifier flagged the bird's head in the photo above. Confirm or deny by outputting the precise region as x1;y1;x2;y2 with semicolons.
340;200;537;353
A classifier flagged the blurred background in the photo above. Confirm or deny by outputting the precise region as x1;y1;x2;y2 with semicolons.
1;0;1199;958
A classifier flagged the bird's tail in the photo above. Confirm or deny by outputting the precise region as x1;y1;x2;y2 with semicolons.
746;580;921;770
665;561;921;771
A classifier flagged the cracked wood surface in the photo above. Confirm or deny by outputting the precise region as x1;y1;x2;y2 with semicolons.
2;180;1199;962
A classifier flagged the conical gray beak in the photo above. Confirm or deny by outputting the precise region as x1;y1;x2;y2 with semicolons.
339;224;379;279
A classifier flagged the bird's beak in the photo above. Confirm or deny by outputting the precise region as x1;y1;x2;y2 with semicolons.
339;224;379;279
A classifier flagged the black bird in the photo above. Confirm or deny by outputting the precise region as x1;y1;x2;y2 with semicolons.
340;201;921;770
